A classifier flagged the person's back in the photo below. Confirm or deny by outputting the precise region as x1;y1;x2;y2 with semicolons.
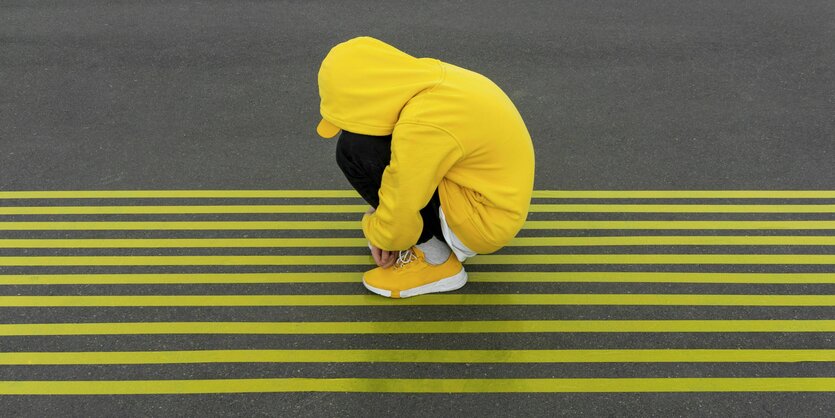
317;36;534;298
400;60;535;253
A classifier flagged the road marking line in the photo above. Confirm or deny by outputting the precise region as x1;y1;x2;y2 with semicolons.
2;320;831;335
0;238;369;248
3;220;834;230
3;236;835;248
510;236;835;246
2;254;834;266
1;272;833;285
0;294;832;307
533;191;835;199
1;378;833;394
530;204;835;213
467;272;835;283
521;221;835;230
0;205;369;215
0;272;362;284
0;255;368;266
0;190;362;199
5;204;835;214
4;349;833;365
2;190;835;199
467;254;835;265
0;221;358;230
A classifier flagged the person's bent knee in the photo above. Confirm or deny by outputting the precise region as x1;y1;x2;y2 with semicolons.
335;131;392;173
335;132;353;173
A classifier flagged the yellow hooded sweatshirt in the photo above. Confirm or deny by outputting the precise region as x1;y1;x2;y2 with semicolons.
318;37;535;254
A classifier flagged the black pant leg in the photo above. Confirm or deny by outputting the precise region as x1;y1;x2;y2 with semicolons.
335;130;446;245
335;131;391;208
420;190;445;244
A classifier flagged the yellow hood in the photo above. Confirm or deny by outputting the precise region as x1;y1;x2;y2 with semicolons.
317;37;444;137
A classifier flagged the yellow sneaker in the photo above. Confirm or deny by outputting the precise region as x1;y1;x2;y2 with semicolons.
362;246;467;298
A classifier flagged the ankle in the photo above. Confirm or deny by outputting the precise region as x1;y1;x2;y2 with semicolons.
416;237;451;265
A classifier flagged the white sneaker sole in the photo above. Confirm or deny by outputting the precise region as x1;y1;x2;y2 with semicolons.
363;268;468;298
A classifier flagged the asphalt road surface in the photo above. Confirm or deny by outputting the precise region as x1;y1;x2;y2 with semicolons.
1;0;834;416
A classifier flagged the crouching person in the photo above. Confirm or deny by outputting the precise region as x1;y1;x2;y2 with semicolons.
315;37;535;298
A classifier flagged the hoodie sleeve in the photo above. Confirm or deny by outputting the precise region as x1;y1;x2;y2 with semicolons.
362;123;464;250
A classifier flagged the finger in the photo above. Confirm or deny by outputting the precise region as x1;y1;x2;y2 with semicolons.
370;247;382;267
383;251;396;268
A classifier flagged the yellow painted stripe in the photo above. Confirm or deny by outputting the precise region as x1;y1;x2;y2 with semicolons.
467;254;835;265
511;236;835;246
0;238;369;248
3;236;835;248
5;349;833;365
530;204;835;213
468;272;835;284
2;320;832;336
532;191;835;199
0;272;366;285
2;190;835;199
0;255;368;266
521;221;835;230
0;205;368;215
2;254;834;266
0;190;361;199
1;378;833;394
0;221;357;230
0;294;832;307
6;204;835;215
3;220;835;230
1;272;834;285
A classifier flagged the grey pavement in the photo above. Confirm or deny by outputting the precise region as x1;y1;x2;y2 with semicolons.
2;0;833;191
1;0;834;416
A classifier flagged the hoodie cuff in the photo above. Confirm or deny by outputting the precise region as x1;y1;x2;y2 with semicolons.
361;212;377;247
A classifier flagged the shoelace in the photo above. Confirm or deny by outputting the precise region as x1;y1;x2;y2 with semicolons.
394;249;417;270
